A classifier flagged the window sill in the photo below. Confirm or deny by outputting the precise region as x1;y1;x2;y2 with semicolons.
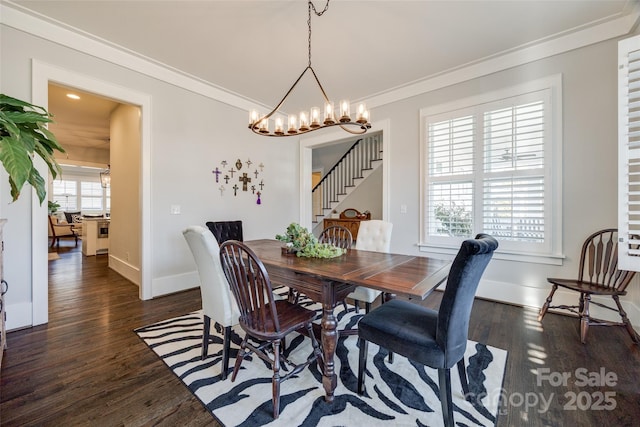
418;243;565;266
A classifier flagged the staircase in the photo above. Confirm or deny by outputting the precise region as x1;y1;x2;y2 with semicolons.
312;132;383;227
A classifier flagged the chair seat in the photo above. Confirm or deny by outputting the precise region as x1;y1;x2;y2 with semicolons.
241;300;317;341
358;299;444;368
348;286;381;303
547;278;627;296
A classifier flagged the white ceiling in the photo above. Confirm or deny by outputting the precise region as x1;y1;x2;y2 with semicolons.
8;0;640;148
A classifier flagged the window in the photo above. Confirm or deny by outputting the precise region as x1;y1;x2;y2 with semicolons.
420;76;562;263
52;179;78;211
81;181;104;210
619;35;640;272
50;166;110;216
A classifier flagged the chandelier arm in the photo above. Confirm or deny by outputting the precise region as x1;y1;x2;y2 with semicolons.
308;66;331;105
254;66;313;124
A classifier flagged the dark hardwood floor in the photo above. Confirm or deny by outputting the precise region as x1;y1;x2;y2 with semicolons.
1;243;639;426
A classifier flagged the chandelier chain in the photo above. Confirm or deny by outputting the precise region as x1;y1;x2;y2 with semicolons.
308;0;330;67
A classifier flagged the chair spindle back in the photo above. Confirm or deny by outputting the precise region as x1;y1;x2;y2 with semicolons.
219;240;281;335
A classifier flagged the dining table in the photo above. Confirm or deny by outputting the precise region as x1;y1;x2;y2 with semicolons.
244;239;452;403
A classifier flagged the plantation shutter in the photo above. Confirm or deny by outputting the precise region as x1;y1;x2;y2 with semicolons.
482;101;545;242
619;35;640;271
427;115;475;238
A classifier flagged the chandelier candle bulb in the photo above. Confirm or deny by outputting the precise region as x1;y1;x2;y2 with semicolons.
324;102;336;125
288;115;298;134
310;107;321;128
274;117;284;135
356;103;368;124
259;118;269;134
249;109;260;128
339;100;351;122
299;111;309;131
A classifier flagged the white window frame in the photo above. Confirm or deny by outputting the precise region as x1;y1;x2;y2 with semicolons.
49;166;110;217
419;75;564;265
619;35;640;272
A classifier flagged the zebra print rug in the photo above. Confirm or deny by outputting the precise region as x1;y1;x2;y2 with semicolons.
135;301;507;427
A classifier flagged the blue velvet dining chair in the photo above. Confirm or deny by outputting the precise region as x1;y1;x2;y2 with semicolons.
356;233;498;427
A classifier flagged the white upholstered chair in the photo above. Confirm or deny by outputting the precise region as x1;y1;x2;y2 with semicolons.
183;226;240;380
348;220;393;312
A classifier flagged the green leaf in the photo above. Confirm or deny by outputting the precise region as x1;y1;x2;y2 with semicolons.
0;135;33;193
28;167;46;204
0;93;65;203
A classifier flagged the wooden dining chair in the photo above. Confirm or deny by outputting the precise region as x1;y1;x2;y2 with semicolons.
218;240;322;419
538;228;639;344
357;234;498;427
286;225;355;306
319;225;353;249
182;226;240;379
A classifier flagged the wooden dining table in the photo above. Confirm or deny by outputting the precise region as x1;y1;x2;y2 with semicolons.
244;239;452;403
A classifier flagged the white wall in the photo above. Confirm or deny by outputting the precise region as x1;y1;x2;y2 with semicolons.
109;104;141;284
0;23;300;329
1;7;638;330
371;36;640;326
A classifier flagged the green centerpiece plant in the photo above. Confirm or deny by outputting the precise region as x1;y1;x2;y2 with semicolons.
276;222;345;258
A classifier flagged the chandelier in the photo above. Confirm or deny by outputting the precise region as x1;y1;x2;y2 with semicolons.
100;165;111;188
248;0;371;137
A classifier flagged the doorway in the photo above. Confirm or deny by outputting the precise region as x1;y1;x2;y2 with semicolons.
299;119;391;231
31;61;152;326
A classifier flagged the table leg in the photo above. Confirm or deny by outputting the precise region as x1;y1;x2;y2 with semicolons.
320;300;338;402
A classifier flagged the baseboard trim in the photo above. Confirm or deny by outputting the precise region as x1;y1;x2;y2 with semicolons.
108;255;141;287
151;271;199;298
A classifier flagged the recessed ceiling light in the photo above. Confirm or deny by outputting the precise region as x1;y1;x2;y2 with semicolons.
66;93;80;100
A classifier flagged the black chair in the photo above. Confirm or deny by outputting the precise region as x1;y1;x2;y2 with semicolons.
206;220;243;243
357;234;498;427
219;240;322;419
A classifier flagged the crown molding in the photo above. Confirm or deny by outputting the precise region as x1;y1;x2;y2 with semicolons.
365;6;640;109
2;1;639;112
0;2;265;112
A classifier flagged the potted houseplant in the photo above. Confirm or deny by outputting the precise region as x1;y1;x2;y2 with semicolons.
0;94;65;204
48;200;61;215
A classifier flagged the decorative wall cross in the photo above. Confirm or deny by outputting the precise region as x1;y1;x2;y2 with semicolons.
212;167;222;183
239;173;251;191
213;158;264;205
